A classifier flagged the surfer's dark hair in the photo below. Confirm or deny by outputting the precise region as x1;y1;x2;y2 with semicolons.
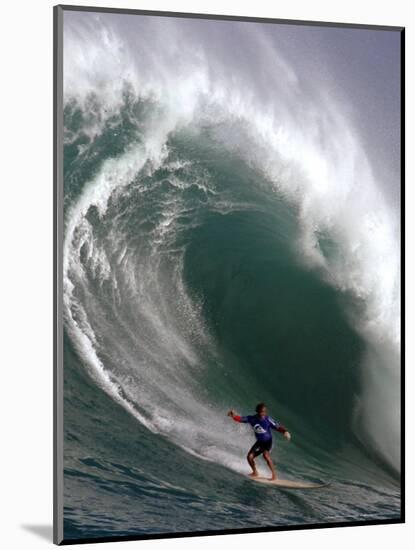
255;402;266;414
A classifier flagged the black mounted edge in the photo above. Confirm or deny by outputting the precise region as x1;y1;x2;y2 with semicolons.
400;26;405;525
55;3;404;31
53;4;64;546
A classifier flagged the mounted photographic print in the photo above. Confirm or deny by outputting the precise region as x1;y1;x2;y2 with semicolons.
54;5;404;545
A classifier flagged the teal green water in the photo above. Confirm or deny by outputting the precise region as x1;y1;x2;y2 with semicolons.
62;97;400;541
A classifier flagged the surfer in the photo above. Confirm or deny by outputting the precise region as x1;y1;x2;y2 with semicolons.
227;403;291;480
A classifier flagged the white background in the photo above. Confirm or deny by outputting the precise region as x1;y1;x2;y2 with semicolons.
0;0;412;548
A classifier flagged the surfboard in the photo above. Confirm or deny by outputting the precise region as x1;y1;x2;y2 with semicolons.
249;476;330;489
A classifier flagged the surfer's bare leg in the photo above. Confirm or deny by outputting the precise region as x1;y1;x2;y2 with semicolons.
263;451;276;480
247;452;258;477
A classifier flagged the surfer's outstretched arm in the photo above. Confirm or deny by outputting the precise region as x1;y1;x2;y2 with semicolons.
269;418;291;441
227;410;249;422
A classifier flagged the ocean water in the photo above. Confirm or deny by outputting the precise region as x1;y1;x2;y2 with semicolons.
61;12;401;541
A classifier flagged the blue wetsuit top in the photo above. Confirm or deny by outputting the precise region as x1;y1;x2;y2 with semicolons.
234;414;286;442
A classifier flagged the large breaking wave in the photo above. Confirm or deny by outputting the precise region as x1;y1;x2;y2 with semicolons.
62;8;400;488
